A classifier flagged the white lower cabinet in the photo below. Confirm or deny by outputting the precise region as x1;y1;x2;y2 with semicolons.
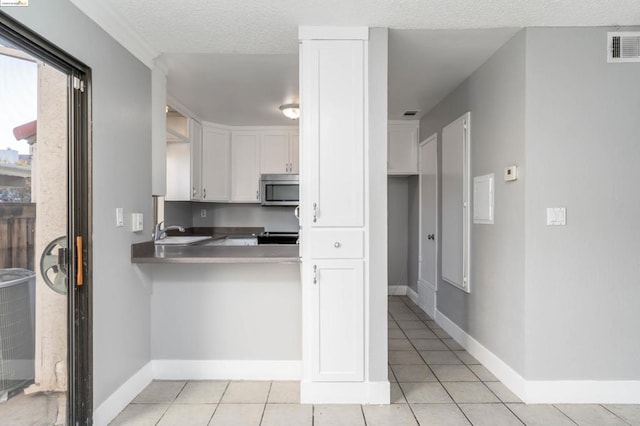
308;259;364;382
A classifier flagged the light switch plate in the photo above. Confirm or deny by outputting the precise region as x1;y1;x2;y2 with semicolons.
546;207;566;226
131;213;143;232
116;208;124;227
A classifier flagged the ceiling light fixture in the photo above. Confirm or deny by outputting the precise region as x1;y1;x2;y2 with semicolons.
279;103;300;120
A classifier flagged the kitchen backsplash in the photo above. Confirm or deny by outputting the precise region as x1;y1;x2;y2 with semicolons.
164;201;298;232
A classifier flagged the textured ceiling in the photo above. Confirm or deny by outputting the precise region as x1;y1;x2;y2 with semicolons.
163;53;299;125
388;28;519;119
104;0;640;54
98;0;640;124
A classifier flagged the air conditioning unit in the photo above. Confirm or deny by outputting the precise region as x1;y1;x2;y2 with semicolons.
607;32;640;63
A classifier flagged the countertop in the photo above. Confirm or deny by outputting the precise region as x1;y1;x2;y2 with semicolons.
130;227;300;264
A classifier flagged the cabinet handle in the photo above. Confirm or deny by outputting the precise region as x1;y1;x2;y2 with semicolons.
313;203;318;223
313;265;318;285
334;242;341;248
192;187;196;197
256;190;259;201
203;188;207;199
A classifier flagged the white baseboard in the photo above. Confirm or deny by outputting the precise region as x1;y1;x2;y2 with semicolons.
406;286;419;305
434;309;527;400
388;285;408;296
417;279;436;318
435;309;640;404
93;362;153;426
300;380;390;404
526;380;640;404
152;360;302;381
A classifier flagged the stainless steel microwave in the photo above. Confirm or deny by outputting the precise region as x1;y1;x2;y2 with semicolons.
260;174;299;206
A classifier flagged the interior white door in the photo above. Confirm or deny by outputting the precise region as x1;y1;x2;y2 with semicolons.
418;134;438;317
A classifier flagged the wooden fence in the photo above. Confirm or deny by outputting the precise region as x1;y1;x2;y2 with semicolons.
0;203;36;271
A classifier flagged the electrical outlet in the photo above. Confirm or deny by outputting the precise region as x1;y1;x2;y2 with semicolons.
200;209;207;218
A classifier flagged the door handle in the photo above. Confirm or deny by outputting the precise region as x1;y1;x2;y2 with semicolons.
76;236;84;286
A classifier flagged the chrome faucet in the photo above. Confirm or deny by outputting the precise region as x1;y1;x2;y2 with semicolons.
153;220;185;241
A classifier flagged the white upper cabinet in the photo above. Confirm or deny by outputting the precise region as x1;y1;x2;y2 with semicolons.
202;125;231;201
231;131;261;203
189;120;203;200
166;113;198;201
305;40;365;228
260;130;299;174
290;132;299;173
388;120;419;175
166;141;191;201
168;123;297;203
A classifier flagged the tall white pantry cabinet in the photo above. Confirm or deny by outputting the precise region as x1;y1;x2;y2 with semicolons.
299;27;389;404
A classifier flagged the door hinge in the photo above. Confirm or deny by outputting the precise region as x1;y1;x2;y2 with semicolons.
73;76;85;92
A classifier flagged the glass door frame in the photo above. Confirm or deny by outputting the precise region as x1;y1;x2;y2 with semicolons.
0;11;93;425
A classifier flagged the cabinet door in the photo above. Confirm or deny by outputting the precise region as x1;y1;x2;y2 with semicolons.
388;123;418;174
289;132;299;174
202;126;230;201
190;120;203;200
260;131;290;174
305;40;364;227
309;259;364;382
166;141;191;201
231;131;261;202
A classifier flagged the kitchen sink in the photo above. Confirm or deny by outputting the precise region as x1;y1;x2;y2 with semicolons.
154;236;212;245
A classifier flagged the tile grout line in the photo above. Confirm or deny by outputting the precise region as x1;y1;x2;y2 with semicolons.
396;296;480;426
257;381;273;425
208;380;231;424
599;404;634;425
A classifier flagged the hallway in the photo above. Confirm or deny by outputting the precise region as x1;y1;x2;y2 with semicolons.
108;296;640;425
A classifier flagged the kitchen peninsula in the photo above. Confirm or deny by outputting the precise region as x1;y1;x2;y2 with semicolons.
130;226;302;381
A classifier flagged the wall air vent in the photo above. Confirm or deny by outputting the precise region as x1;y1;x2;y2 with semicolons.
402;110;420;117
608;32;640;63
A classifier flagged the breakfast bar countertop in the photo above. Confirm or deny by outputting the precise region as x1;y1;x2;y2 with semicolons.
131;241;300;264
131;226;300;264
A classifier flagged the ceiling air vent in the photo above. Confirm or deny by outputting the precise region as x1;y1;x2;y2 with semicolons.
402;110;420;117
608;32;640;63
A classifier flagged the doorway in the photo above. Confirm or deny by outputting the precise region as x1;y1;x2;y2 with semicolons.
0;13;91;425
417;133;437;318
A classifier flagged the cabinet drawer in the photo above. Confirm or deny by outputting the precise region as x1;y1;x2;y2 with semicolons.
310;230;363;259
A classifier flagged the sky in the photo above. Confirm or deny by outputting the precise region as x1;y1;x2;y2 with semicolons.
0;50;37;155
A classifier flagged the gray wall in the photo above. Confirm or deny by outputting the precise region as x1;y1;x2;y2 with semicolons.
420;30;527;374
192;203;299;231
151;264;301;360
387;177;409;287
164;201;194;228
6;0;154;407
524;27;640;380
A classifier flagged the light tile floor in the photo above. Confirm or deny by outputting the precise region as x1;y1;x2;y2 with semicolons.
110;296;640;425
